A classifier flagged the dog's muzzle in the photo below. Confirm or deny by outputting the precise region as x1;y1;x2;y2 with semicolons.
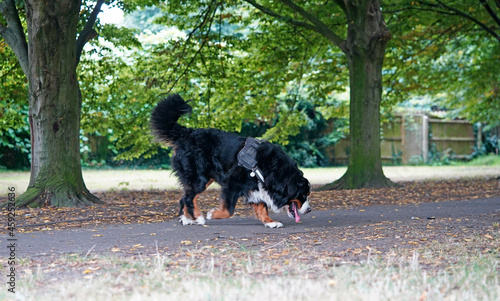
299;199;312;214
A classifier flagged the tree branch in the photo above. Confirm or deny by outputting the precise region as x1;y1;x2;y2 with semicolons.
164;1;220;94
76;0;105;64
0;0;29;76
280;0;346;49
332;0;347;13
479;0;500;28
419;0;500;42
244;0;318;31
244;0;346;52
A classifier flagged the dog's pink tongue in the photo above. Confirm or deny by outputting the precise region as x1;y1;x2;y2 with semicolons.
293;203;300;223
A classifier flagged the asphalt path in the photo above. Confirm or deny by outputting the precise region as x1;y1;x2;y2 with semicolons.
11;196;500;258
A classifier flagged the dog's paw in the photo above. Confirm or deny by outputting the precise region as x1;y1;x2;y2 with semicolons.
179;215;206;226
179;215;195;225
207;209;215;220
265;221;283;228
195;215;206;225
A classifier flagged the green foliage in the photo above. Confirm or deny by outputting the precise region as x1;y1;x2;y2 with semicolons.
285;103;348;167
384;0;500;125
0;45;27;131
77;1;350;163
4;0;497;170
0;43;30;169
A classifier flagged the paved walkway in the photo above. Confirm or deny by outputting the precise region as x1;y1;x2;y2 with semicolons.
13;197;500;257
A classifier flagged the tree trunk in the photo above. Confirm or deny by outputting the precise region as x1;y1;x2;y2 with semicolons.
321;1;395;190
14;0;102;207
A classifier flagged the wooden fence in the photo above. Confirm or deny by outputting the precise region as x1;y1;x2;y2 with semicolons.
330;114;475;165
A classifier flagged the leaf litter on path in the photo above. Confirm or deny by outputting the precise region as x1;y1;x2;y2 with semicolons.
1;178;499;233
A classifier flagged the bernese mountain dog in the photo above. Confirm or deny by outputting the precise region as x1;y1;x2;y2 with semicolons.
150;94;311;228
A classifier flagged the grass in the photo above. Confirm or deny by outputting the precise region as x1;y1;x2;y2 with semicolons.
464;154;500;166
10;236;500;301
2;162;500;196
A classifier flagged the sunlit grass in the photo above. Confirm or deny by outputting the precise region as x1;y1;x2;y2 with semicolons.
464;154;500;166
2;161;500;196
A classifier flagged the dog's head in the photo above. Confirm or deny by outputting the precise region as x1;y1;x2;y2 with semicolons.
257;141;312;222
283;177;311;223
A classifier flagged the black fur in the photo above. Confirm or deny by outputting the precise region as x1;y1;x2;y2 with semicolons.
150;94;310;222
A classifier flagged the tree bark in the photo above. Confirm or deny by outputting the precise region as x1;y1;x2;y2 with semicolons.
320;1;395;190
12;0;102;207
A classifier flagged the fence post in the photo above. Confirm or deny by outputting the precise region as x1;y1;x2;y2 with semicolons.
422;115;429;163
476;122;482;150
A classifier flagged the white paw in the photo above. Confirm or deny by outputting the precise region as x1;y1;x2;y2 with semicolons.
179;215;206;226
179;215;195;225
265;221;283;228
195;215;206;225
207;209;215;220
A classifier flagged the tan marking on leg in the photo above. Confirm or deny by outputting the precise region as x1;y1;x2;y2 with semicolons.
208;197;232;219
192;194;202;218
209;208;231;219
251;203;274;224
182;179;215;219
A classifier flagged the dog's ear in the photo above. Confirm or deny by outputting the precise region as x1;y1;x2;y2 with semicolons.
287;184;300;200
295;178;310;195
267;182;292;208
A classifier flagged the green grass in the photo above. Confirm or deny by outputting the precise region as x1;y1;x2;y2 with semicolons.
11;238;500;301
465;154;500;166
2;162;500;196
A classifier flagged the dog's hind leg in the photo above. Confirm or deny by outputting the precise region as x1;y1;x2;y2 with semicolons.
251;203;283;228
179;179;214;225
180;193;206;225
179;193;198;225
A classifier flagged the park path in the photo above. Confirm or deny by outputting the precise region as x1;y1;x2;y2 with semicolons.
14;196;500;258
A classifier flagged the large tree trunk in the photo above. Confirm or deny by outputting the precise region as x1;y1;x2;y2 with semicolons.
321;1;395;190
14;0;102;207
243;1;396;189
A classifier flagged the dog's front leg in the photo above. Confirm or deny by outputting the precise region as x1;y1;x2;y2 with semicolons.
207;189;237;220
251;203;283;228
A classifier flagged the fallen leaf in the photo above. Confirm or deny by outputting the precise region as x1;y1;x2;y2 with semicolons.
484;234;493;240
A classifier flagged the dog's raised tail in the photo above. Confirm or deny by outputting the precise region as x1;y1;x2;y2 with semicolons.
150;94;192;144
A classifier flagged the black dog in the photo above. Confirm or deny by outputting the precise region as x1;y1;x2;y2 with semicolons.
150;94;311;228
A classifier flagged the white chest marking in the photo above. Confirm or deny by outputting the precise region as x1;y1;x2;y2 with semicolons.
246;183;280;213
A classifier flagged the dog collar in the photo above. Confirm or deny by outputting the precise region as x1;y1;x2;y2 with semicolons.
237;137;265;183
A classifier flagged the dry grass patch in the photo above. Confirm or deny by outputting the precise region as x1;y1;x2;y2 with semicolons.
10;235;500;301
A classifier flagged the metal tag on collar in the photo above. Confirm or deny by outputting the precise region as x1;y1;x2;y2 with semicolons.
251;168;265;183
